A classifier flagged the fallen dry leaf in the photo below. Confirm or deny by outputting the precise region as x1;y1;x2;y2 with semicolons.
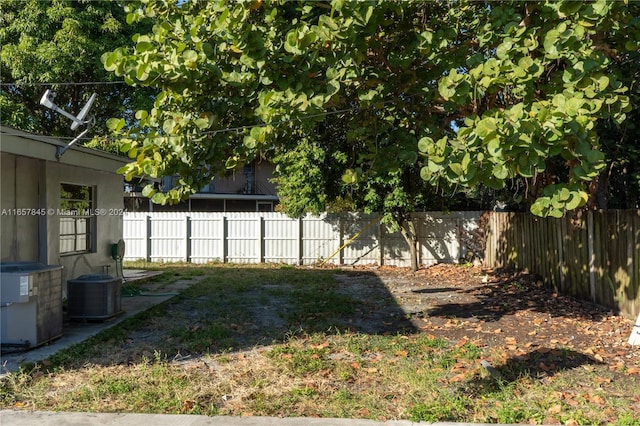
586;394;605;405
626;366;640;375
182;400;194;412
449;373;467;382
548;404;562;415
358;408;370;417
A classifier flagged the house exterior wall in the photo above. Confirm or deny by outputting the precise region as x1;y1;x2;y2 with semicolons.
1;154;41;262
1;128;127;297
46;161;125;288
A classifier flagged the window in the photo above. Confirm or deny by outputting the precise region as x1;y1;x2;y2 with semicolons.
257;201;273;212
59;183;94;254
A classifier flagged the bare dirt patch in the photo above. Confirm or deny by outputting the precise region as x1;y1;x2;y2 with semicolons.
369;264;634;353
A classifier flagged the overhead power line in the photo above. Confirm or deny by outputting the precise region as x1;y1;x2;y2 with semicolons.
0;105;364;142
0;81;126;87
1;90;394;143
198;106;360;137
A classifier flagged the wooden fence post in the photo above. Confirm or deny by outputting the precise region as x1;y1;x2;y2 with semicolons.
555;217;563;292
588;210;596;303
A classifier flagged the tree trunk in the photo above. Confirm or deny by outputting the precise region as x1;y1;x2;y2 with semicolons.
394;213;419;271
586;172;610;210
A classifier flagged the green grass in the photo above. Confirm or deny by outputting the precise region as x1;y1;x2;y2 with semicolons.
267;344;332;375
1;263;638;424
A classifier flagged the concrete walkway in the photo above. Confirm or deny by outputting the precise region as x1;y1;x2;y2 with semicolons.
0;410;510;426
1;270;193;376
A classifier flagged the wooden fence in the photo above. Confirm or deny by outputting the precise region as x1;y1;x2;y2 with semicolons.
485;210;640;318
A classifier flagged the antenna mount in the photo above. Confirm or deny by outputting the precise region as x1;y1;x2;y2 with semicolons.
39;89;97;159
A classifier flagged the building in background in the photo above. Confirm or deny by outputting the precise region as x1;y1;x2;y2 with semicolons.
124;159;279;213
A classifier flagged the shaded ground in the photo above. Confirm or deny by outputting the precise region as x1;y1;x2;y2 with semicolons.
349;264;638;379
369;264;632;350
86;264;638;381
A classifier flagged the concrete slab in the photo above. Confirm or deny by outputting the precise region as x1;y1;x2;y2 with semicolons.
123;269;164;282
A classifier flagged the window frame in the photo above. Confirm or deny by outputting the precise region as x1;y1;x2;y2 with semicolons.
257;201;273;212
59;183;96;255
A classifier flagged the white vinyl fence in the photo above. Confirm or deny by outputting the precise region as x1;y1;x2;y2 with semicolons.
122;211;483;267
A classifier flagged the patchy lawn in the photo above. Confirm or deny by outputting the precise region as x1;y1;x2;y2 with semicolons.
1;263;639;425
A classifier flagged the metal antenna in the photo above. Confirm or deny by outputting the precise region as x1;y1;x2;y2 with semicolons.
39;90;97;158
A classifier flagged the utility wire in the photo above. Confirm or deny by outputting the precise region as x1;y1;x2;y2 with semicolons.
150;100;392;138
0;131;96;142
0;81;126;87
197;105;361;137
1;103;378;142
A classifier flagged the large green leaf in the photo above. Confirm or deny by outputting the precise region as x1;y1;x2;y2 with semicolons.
417;137;434;153
476;117;497;139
